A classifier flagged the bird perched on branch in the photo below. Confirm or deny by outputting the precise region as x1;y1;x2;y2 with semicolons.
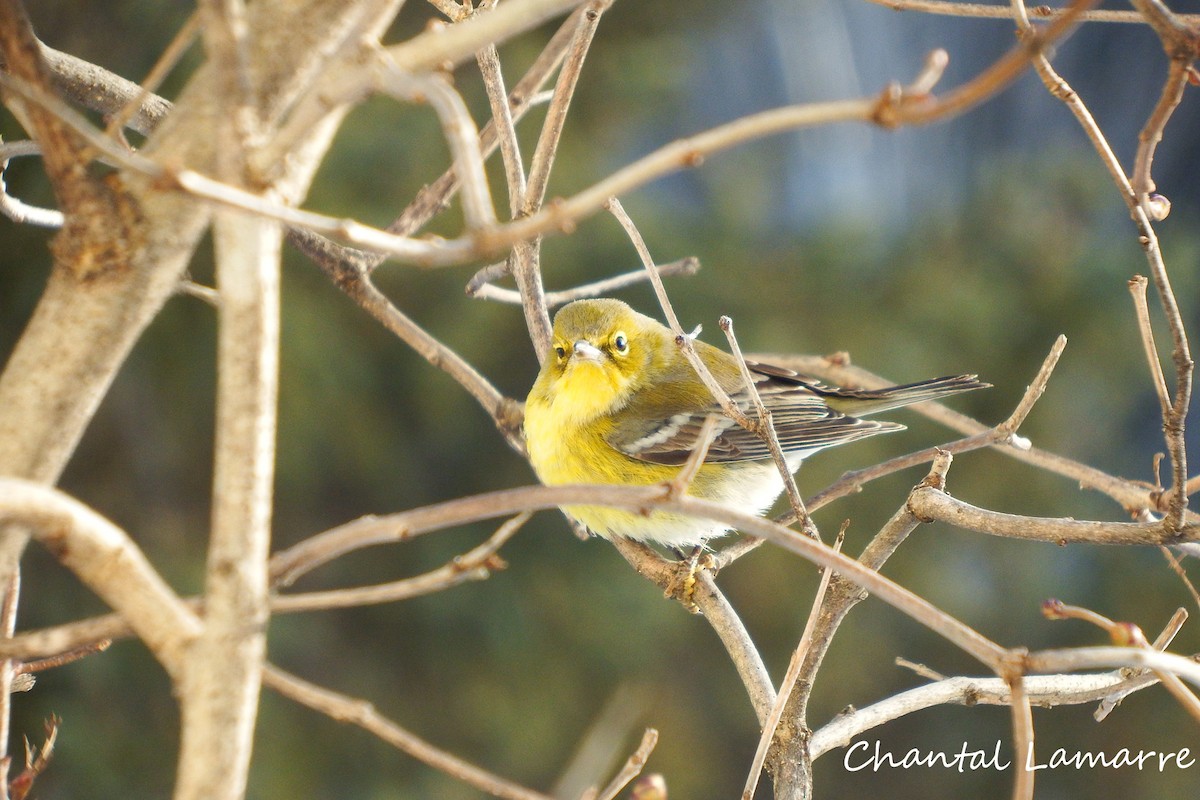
524;298;987;547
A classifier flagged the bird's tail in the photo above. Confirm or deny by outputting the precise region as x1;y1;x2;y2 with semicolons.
816;374;990;417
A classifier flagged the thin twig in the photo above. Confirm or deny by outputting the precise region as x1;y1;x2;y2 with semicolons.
721;315;818;540
603;198;750;424
514;0;612;359
1160;548;1200;610
867;0;1200;24
374;62;497;231
591;728;658;800
475;42;527;216
15;639;109;675
894;656;947;682
1095;607;1188;720
263;663;554;800
523;0;611;213
102;10;200;141
1043;600;1200;723
908;486;1194;545
271;512;526;611
669;414;720;493
466;256;700;306
1006;665;1035;800
0;141;63;227
742;527;844;800
1009;0;1193;528
1151;608;1189;650
177;280;221;307
1129;4;1196;209
1132;212;1192;528
315;269;525;452
810;670;1169;758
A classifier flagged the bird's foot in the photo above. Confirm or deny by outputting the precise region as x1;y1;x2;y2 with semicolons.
665;545;714;613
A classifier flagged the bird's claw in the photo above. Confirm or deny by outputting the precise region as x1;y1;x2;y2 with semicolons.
664;545;714;613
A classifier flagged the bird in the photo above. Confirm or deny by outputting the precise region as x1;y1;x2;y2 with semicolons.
523;298;988;547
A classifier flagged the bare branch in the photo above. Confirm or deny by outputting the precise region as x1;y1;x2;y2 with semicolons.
522;0;611;214
174;8;280;791
14;639;109;676
307;269;524;451
1005;665;1035;800
743;528;844;800
810;670;1168;758
467;256;701;305
721;315;820;540
1025;646;1200;688
867;0;1200;24
513;0;612;358
1095;607;1188;720
0;140;63;227
271;512;525;612
0;515;525;660
374;61;498;231
1007;0;1193;528
908;485;1194;545
385;0;586;74
268;482;1009;672
102;11;200;140
591;728;659;800
765;455;947;790
23;41;172;134
0;479;201;678
1129;275;1172;417
475;40;527;217
1043;600;1200;724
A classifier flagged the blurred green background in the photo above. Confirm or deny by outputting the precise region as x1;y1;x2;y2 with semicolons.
3;1;1200;798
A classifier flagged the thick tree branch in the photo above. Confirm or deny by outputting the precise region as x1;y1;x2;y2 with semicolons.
0;480;201;677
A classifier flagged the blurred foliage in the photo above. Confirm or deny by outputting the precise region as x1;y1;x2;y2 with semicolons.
3;1;1200;798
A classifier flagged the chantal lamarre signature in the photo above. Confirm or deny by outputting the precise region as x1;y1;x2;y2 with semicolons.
844;740;1195;773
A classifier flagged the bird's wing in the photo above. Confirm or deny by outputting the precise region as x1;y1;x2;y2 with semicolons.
607;365;903;466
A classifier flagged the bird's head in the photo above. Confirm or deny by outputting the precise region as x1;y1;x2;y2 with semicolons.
532;298;666;423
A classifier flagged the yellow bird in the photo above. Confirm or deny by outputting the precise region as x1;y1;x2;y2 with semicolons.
524;298;987;547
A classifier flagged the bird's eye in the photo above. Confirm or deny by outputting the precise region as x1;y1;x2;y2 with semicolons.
554;345;566;360
612;332;629;354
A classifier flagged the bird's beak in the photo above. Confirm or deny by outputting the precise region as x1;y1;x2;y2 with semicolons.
571;339;604;362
